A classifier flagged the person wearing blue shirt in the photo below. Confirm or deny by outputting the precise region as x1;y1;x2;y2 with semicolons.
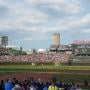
43;82;48;90
5;79;13;90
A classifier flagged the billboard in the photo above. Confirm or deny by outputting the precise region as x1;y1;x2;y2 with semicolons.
73;40;90;45
72;40;90;54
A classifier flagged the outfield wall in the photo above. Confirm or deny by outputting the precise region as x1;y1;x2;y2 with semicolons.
0;61;90;66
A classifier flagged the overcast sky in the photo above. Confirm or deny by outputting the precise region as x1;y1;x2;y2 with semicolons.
0;0;90;49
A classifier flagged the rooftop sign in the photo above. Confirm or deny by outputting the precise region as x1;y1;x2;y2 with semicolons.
73;40;90;45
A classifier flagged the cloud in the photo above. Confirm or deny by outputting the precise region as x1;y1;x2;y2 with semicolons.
81;14;90;24
0;0;81;26
83;29;90;33
28;0;82;16
0;0;90;48
0;5;9;19
66;14;90;29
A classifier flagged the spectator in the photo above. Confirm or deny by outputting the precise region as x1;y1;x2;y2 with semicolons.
70;82;77;90
43;82;48;90
76;84;82;90
29;83;37;90
5;78;13;90
0;80;5;90
12;80;22;90
84;80;88;86
48;81;58;90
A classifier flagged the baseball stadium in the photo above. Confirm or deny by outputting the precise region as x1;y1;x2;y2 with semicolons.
0;34;90;90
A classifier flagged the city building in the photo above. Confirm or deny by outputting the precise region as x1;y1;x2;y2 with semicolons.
52;33;60;46
50;33;71;53
0;36;8;47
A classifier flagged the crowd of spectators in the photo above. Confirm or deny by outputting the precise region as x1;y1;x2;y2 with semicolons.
0;77;82;90
0;53;70;62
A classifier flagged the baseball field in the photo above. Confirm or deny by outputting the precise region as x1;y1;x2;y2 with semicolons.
0;62;90;89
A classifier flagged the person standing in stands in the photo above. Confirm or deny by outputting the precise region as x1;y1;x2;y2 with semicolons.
5;78;13;90
43;82;48;90
12;80;22;90
0;80;5;90
48;81;58;90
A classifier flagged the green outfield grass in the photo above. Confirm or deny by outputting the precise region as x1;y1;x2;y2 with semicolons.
0;65;90;71
0;64;90;73
0;65;90;81
0;65;90;80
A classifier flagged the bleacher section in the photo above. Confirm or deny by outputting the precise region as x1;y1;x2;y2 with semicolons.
0;53;70;62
